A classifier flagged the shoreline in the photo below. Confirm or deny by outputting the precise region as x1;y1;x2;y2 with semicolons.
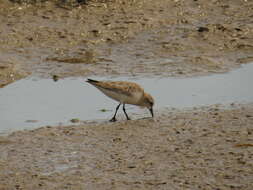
1;104;253;189
1;0;253;189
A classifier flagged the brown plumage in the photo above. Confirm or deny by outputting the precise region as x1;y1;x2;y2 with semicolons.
86;79;154;121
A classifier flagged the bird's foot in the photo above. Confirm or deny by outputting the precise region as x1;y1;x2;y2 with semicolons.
109;117;117;122
126;117;131;120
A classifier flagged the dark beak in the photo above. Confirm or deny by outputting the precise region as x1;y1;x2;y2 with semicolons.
149;107;154;118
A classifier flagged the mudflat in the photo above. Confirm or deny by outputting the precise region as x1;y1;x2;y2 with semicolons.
0;0;253;86
1;105;253;189
0;0;253;189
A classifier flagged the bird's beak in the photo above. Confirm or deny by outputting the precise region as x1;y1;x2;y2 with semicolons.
149;107;154;117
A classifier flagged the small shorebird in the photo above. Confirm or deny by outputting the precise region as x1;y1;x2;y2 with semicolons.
86;79;154;122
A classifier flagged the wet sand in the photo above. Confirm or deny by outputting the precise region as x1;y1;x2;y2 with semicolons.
1;105;253;189
1;0;253;87
0;0;253;189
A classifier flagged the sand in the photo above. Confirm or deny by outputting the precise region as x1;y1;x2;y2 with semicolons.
0;0;253;189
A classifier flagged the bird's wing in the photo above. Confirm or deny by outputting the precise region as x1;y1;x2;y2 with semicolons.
87;80;143;97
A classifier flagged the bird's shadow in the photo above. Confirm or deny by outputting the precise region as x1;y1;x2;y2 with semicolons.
104;116;154;123
136;116;154;121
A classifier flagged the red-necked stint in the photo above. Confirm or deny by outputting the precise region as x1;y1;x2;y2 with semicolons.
86;79;154;122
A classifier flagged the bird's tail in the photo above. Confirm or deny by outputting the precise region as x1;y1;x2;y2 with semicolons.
86;78;99;84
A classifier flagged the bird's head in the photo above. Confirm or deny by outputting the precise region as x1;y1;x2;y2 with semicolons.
142;93;154;117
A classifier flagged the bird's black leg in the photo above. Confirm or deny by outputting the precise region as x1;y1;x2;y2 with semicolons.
123;103;131;120
110;103;121;122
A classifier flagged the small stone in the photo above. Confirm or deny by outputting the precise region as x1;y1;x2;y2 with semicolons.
70;118;80;123
197;27;209;32
52;75;59;82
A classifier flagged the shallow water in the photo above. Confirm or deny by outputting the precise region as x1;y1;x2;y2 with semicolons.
0;63;253;134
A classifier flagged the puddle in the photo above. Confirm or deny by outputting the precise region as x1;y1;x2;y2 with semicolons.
0;63;253;134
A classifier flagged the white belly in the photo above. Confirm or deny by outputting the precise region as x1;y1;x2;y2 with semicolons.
98;87;142;105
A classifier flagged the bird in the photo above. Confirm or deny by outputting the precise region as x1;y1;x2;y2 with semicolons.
86;78;154;122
